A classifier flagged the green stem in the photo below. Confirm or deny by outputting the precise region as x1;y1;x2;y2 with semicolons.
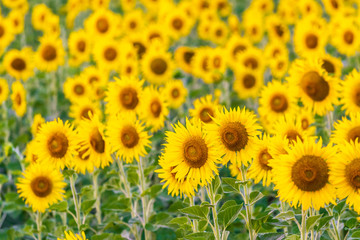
70;175;81;231
190;196;198;233
240;165;255;240
92;171;102;224
138;157;150;240
301;207;307;240
310;208;314;240
36;211;41;240
325;206;341;240
280;201;288;236
206;185;220;240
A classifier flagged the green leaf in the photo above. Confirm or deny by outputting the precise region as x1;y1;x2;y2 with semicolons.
0;174;8;184
315;216;333;230
306;215;322;231
127;168;139;185
62;169;76;178
215;194;222;203
81;199;96;215
333;200;346;216
198;220;208;231
91;233;111;240
346;218;358;229
49;201;68;212
219;200;237;212
80;224;90;231
249;191;264;205
352;230;360;238
179;206;209;220
184;232;214;240
141;184;163;198
168;217;189;226
218;204;243;228
285;234;301;240
274;211;295;221
212;175;221;194
257;233;285;240
221;177;240;193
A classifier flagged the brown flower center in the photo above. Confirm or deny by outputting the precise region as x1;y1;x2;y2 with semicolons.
90;128;105;153
243;74;256;89
215;29;223;37
11;58;26;71
78;148;90;161
89;76;99;84
47;132;69;158
258;149;272;171
183;136;208;168
272;49;280;58
344;31;354;44
133;42;146;59
183;51;194;64
275;25;284;37
150;58;167;75
129;21;137;29
322;60;335;74
348;126;360;143
120;87;139;110
171;88;180;98
150;100;162;117
301;119;309;130
121;126;139;148
233;45;246;58
199;107;214;123
172;18;183;30
15;93;21;106
220;122;248;151
345;158;360;190
74;84;85;95
31;176;52;197
331;0;338;8
270;94;288;113
77;40;86;52
42;45;57;61
286;130;303;143
80;107;93;120
305;34;318;49
96;18;109;33
202;57;209;71
244;57;258;70
104;47;117;61
0;26;4;38
149;33;160;41
291;155;329;191
301;71;329;101
213;57;221;68
353;88;360;107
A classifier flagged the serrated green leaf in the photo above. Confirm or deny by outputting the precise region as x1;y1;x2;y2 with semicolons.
218;204;243;228
285;234;301;240
334;200;346;216
219;200;237;212
249;191;264;205
306;215;322;231
49;201;68;212
184;232;214;240
346;218;358;229
179;206;209;220
168;217;189;226
221;177;240;193
91;233;111;240
141;184;162;198
212;175;221;194
257;233;285;240
81;199;96;215
0;174;8;184
275;211;295;221
315;216;333;230
352;230;360;238
62;169;76;178
198;220;208;231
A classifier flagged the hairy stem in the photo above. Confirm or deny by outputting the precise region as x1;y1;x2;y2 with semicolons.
301;207;307;240
240;165;255;240
92;171;102;224
206;186;220;240
36;211;41;240
70;175;81;232
138;157;150;240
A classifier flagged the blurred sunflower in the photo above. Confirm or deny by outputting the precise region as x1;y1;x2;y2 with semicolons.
35;36;65;72
332;113;360;145
16;163;66;213
25;140;39;165
0;16;15;51
11;81;26;117
0;78;9;104
190;95;220;124
319;53;342;78
237;47;265;73
295;107;316;136
31;4;52;31
270;138;337;210
105;76;143;116
329;141;360;214
69;100;101;125
266;14;290;43
322;0;343;16
242;8;264;43
162;80;187;109
93;39;122;72
225;34;251;69
85;9;118;39
205;107;261;166
144;23;170;48
123;9;144;34
228;163;242;180
35;119;77;170
341;69;360;115
162;118;220;186
31;114;45;137
4;47;34;81
209;20;229;45
68;29;91;66
107;113;151;163
63;76;91;103
233;68;262;99
174;46;195;74
8;10;25;34
332;18;360;56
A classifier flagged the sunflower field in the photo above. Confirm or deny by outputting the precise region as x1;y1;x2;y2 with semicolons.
2;0;360;239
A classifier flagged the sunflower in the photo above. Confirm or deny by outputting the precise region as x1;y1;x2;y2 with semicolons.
120;0;136;12
270;56;289;79
234;68;263;99
139;86;169;132
162;80;187;109
16;162;66;213
264;40;289;62
332;18;360;57
270;138;337;210
205;107;262;166
11;81;26;117
141;48;174;85
35;36;65;72
119;57;139;78
297;0;322;17
123;9;144;34
126;35;148;60
329;141;360;213
190;95;221;124
236;46;265;73
191;47;213;83
43;14;61;37
25;140;39;165
341;69;360;115
0;78;9;104
81;66;108;87
266;14;290;43
57;231;88;240
155;156;198;198
295;107;316;136
2;0;26;9
319;53;342;78
144;23;170;48
31;114;45;137
250;0;274;14
210;47;226;74
271;116;311;145
35;118;77;170
76;114;112;169
225;34;251;69
105;76;144;116
259;81;297;123
4;47;34;81
209;20;229;45
174;46;195;74
247;134;274;187
90;0;110;9
8;10;25;34
31;4;53;31
242;8;265;43
107;113;151;163
228;14;240;33
287;58;339;116
332;113;360;145
322;0;343;16
277;0;298;25
63;76;91;103
294;17;327;57
93;39;122;72
228;163;242;180
68;29;91;66
0;16;15;51
162;118;220;186
210;0;231;17
84;9;118;39
69;100;101;125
